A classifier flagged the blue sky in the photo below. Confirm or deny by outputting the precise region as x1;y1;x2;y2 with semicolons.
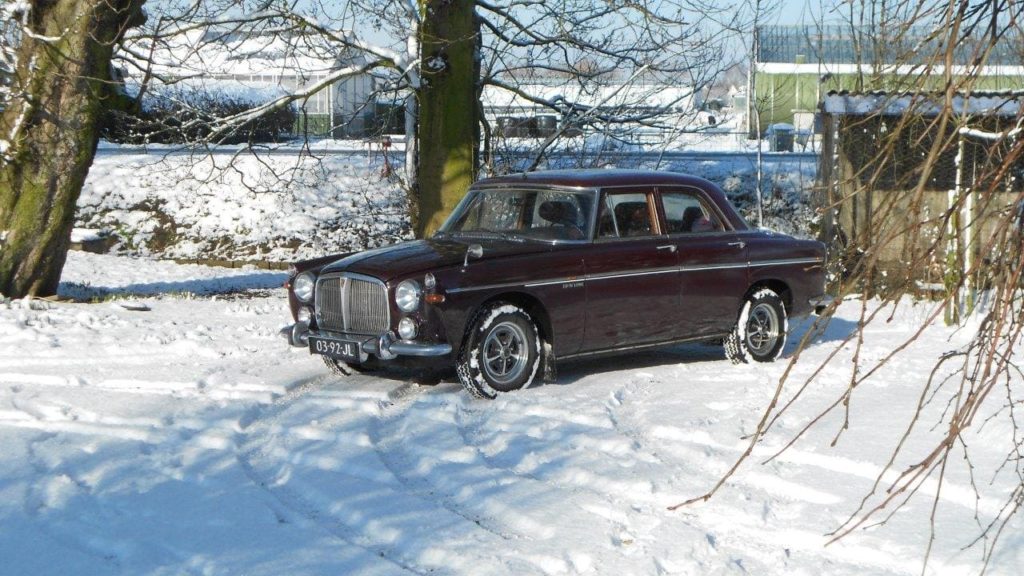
771;0;824;25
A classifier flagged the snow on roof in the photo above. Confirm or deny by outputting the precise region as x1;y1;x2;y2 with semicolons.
823;90;1024;117
480;82;698;113
759;61;1024;77
126;77;290;110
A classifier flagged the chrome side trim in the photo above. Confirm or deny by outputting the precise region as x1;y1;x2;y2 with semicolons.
447;280;531;294
446;257;824;294
525;278;581;288
586;266;678;281
747;257;824;268
679;262;750;272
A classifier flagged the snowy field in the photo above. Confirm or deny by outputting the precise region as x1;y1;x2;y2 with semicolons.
1;251;1021;575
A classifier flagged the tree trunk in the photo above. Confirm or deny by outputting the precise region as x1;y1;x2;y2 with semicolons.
415;0;479;237
0;0;144;298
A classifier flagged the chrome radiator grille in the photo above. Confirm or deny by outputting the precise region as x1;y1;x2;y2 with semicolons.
315;275;390;334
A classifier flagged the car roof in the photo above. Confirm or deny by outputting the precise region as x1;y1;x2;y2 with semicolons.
471;169;749;231
474;169;721;190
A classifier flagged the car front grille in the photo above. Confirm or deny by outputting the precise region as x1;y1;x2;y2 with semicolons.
315;274;390;334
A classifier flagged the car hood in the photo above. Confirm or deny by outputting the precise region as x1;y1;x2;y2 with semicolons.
320;238;551;282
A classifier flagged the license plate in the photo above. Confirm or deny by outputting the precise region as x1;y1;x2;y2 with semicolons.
309;336;363;362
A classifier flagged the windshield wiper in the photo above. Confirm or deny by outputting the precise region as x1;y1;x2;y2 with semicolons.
447;229;526;243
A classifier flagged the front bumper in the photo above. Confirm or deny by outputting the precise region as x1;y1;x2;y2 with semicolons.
281;322;452;359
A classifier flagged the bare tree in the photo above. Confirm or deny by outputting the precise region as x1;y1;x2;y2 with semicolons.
673;1;1024;572
121;0;752;227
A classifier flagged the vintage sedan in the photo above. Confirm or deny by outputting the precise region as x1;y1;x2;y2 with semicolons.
283;169;829;398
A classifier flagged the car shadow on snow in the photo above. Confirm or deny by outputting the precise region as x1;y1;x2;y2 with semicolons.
551;314;859;386
554;342;728;385
58;272;289;300
787;313;859;348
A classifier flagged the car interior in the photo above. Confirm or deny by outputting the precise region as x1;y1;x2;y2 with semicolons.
537;200;585;240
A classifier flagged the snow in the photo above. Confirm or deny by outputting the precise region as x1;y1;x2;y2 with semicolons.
481;82;700;113
761;61;1024;78
823;92;1024;117
124;78;291;112
69;228;105;243
1;251;1021;575
77;150;409;262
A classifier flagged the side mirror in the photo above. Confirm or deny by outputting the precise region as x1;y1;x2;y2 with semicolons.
463;244;484;268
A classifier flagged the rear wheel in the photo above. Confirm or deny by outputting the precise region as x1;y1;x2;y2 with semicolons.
724;288;787;363
457;303;541;399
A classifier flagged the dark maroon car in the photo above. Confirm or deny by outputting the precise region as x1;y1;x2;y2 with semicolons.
283;169;829;398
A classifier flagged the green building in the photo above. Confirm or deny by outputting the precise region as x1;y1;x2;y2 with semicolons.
752;25;1024;133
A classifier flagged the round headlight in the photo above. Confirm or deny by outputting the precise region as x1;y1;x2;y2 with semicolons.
297;306;313;324
395;280;422;312
293;272;315;303
398;317;418;340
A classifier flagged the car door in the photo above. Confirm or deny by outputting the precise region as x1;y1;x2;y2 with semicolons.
658;186;749;338
583;187;680;351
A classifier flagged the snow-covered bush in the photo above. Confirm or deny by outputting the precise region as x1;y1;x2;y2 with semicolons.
104;79;297;144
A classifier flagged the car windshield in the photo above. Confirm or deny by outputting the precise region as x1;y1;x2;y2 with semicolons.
439;188;595;241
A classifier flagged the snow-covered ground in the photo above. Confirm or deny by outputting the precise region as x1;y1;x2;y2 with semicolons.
2;251;1020;575
78;149;410;262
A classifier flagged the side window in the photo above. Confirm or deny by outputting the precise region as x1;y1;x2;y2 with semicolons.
528;190;589;240
597;192;655;238
662;191;724;234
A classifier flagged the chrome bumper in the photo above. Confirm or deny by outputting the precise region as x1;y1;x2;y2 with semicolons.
282;322;311;346
282;323;452;359
808;295;835;314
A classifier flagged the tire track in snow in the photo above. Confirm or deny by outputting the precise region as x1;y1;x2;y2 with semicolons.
21;429;139;569
236;375;507;575
370;387;660;573
0;372;284;403
366;385;524;542
243;376;611;573
451;389;682;570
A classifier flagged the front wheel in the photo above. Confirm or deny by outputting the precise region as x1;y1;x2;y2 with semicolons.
457;303;541;399
724;288;787;364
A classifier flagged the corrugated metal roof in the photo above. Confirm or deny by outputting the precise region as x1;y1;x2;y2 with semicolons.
823;90;1024;116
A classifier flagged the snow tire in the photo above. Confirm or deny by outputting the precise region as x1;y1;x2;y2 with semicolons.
457;303;541;399
725;288;787;364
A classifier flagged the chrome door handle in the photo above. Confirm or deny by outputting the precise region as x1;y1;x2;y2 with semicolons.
657;245;678;253
728;241;746;249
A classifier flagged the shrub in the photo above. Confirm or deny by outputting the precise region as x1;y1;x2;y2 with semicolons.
104;79;297;144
